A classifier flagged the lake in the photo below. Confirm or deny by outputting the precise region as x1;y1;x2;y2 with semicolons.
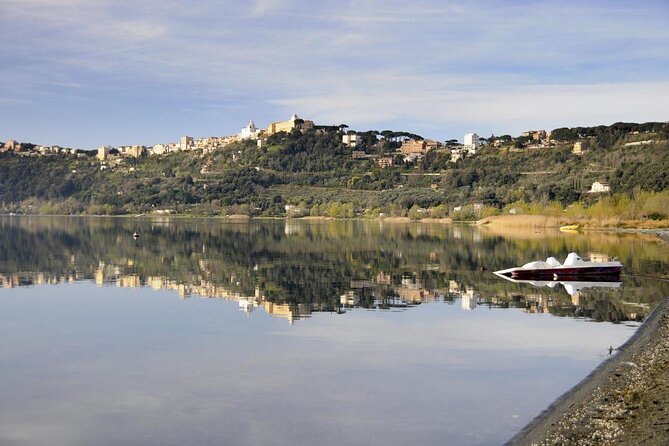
1;216;668;445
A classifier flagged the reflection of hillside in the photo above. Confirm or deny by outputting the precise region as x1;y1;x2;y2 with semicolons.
0;265;658;323
1;216;667;324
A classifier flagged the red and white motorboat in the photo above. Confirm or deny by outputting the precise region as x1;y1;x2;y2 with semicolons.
494;252;622;279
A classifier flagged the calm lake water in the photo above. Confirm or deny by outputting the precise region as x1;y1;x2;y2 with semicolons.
1;216;668;446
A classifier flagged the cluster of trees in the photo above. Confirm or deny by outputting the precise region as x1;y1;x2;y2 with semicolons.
550;121;669;147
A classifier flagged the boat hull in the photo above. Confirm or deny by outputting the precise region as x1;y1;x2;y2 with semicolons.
507;266;621;279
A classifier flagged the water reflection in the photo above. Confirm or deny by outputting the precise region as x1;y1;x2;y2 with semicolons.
1;216;667;325
2;216;668;446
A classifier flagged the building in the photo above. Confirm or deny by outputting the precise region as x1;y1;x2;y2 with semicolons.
403;153;422;163
590;181;610;193
450;149;464;162
239;120;260;140
377;156;394;168
399;139;438;155
342;134;358;147
179;136;193;151
96;146;111;161
463;133;480;154
424;140;440;152
266;114;314;136
126;145;145;158
149;143;171;155
522;130;548;142
400;139;424;155
4;140;21;152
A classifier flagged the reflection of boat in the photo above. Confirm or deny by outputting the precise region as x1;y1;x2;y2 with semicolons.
492;273;622;296
559;224;581;233
494;252;622;279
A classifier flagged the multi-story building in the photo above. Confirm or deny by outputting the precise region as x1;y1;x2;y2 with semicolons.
266;114;314;135
400;139;425;155
4;140;23;152
179;136;193;151
124;145;144;158
96;146;110;161
149;143;170;155
400;139;439;155
342;134;358;147
522;130;548;141
573;141;587;155
463;133;480;154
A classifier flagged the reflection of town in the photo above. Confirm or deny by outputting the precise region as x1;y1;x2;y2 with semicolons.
1;259;645;324
3;216;666;325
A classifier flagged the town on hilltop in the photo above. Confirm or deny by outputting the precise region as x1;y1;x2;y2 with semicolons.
0;113;582;161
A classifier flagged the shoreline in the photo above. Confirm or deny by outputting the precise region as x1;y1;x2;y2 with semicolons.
508;296;669;445
1;213;668;240
1;212;667;230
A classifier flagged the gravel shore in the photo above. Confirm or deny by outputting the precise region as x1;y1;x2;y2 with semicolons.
508;296;669;446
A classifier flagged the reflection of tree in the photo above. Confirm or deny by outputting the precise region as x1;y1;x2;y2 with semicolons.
1;217;667;323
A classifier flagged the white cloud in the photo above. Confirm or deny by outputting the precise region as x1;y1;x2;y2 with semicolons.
249;0;293;17
1;0;667;145
273;80;669;137
114;20;168;40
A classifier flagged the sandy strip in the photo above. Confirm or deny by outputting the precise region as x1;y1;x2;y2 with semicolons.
507;296;669;445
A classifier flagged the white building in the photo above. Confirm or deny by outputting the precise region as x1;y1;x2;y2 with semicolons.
450;149;464;163
590;181;610;193
239;120;260;140
342;134;358;147
403;152;423;163
464;133;480;154
149;143;176;155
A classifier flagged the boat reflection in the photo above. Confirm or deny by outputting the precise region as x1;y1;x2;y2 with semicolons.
493;273;622;296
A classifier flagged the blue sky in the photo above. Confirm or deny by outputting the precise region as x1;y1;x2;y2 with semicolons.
1;0;668;148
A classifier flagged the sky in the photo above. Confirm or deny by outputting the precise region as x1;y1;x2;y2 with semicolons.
1;0;668;148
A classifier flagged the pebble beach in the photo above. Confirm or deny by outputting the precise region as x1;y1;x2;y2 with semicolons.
508;296;669;445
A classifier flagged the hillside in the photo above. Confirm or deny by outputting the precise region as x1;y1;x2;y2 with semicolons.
0;122;668;220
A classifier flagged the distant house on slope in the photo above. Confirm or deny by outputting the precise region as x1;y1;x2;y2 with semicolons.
342;134;358;147
589;181;610;193
522;130;548;142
